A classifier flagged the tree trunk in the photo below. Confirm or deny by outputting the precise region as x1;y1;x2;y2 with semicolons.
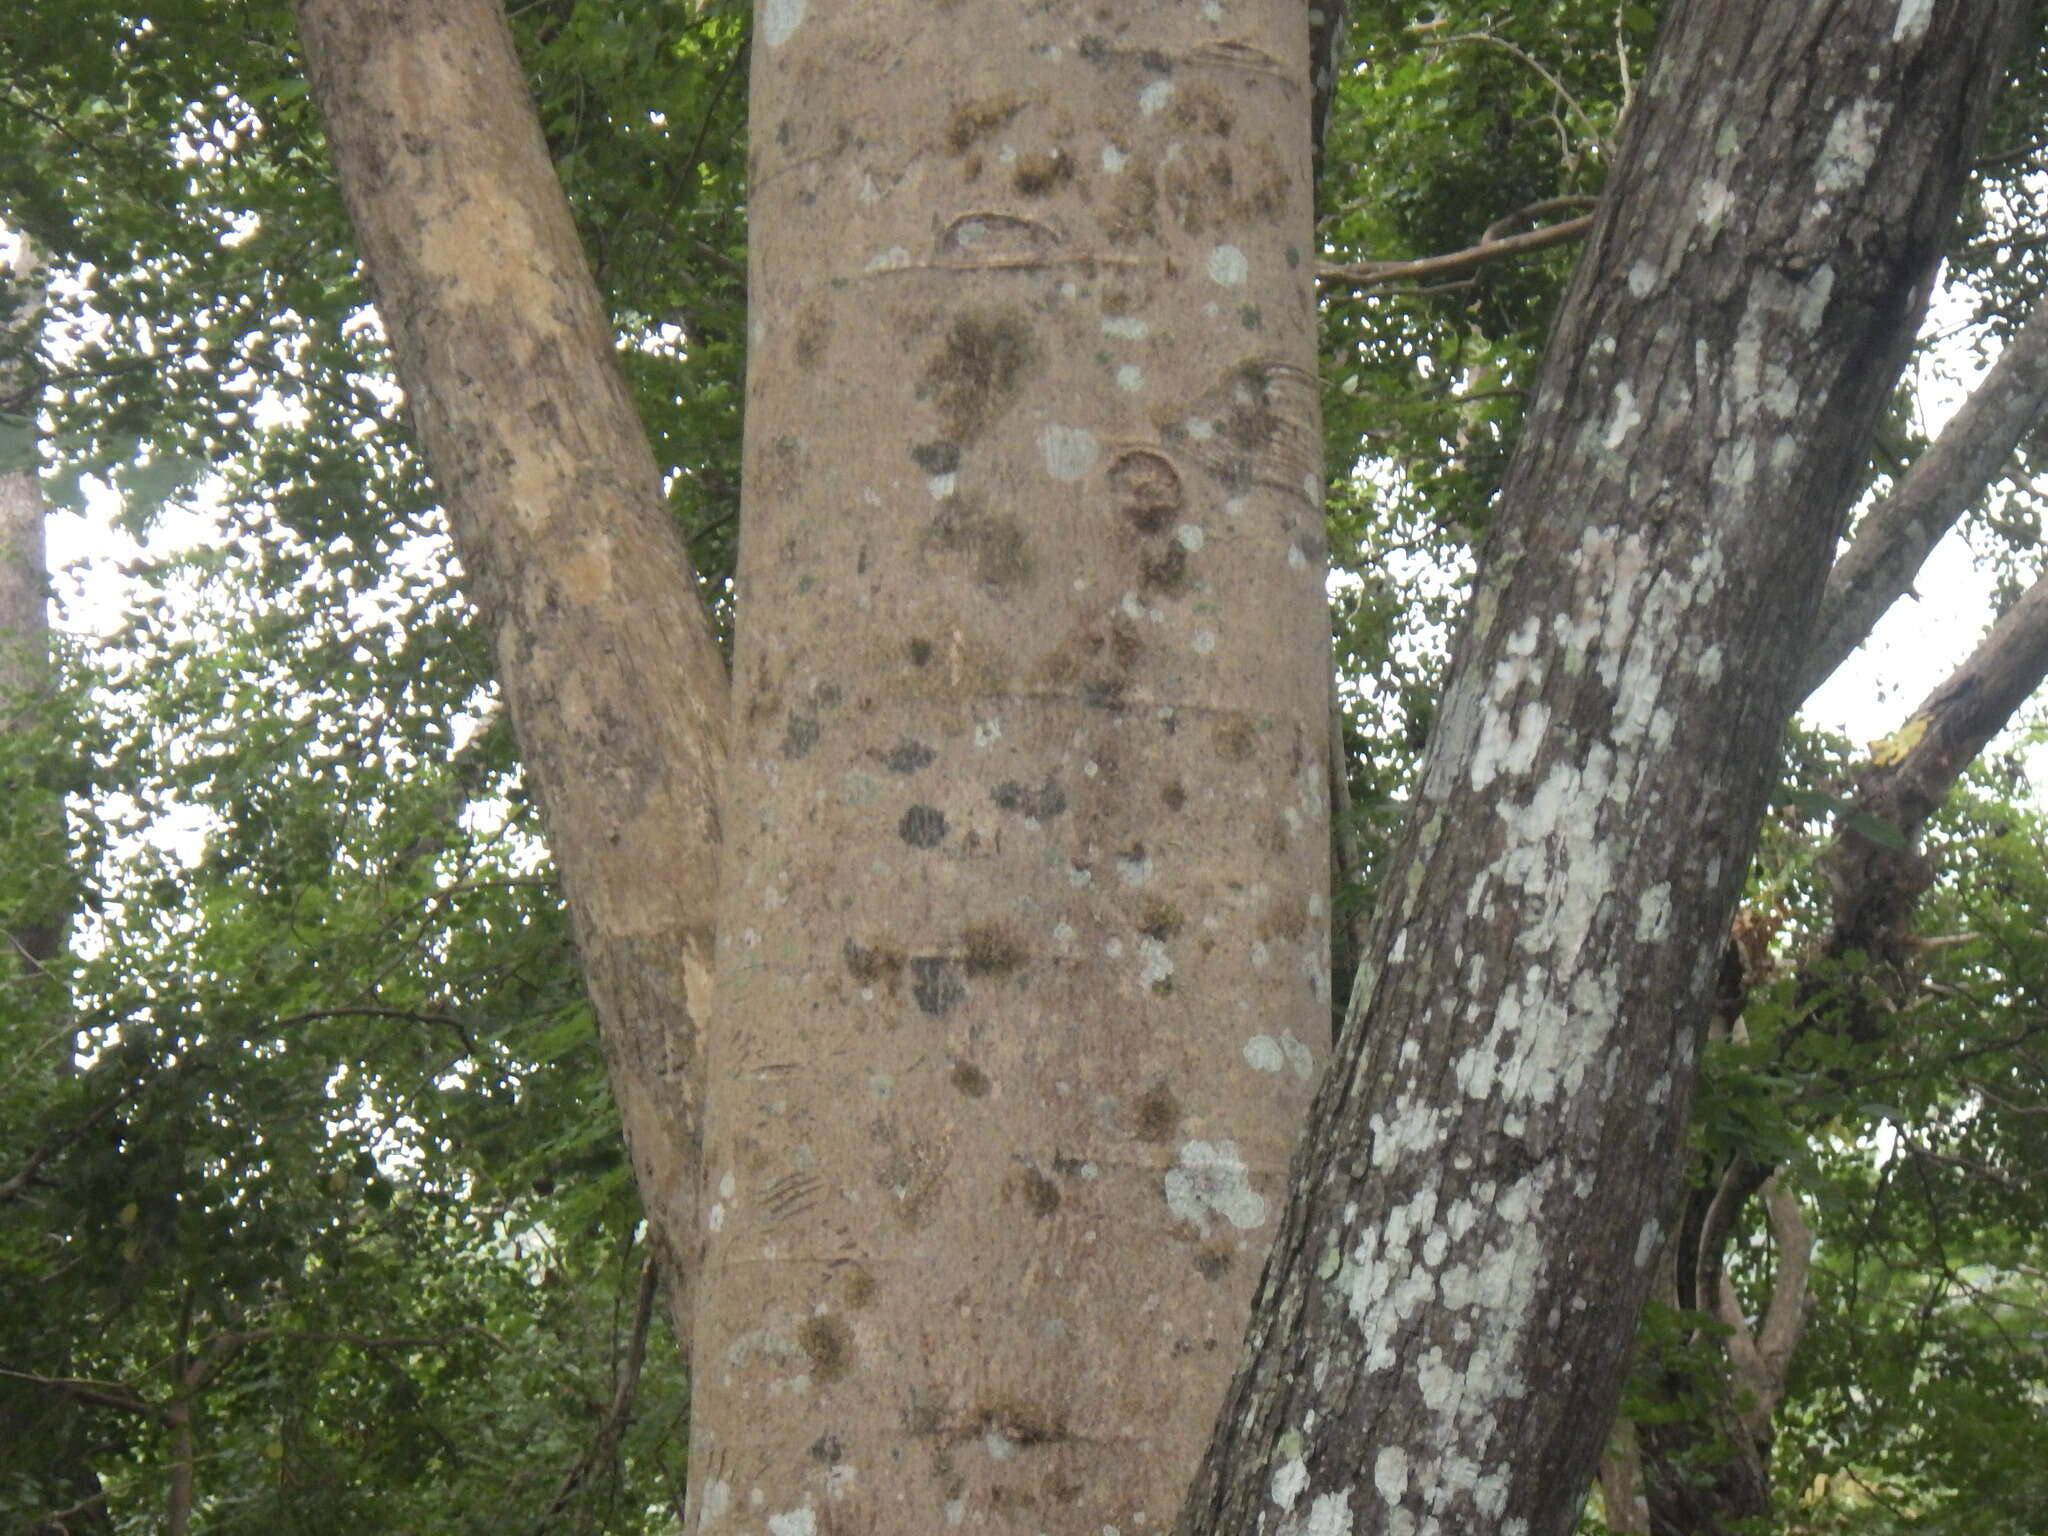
296;0;732;1345
685;2;1329;1529
1179;4;2021;1535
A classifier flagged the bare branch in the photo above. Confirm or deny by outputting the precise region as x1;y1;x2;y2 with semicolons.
1320;212;1596;292
1802;290;2048;701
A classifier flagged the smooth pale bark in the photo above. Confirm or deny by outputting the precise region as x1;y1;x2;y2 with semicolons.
1179;5;2022;1535
689;3;1328;1530
295;0;730;1343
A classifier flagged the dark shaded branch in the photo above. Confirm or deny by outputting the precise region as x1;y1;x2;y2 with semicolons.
530;1254;660;1531
1825;569;2048;965
1319;212;1596;292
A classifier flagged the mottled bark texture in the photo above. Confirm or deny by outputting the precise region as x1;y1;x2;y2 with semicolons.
296;0;731;1344
1178;5;2022;1535
688;3;1329;1530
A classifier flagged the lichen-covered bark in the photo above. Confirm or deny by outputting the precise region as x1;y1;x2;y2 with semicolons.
688;3;1328;1530
296;0;731;1343
1178;5;2023;1535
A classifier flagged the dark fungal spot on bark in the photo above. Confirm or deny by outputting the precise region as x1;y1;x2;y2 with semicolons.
991;776;1067;821
962;922;1027;977
1134;1081;1181;1142
911;957;966;1017
951;1060;991;1098
899;804;948;847
797;1314;854;1383
911;439;961;474
880;738;935;774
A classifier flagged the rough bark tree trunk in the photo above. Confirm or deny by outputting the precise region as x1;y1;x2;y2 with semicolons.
1178;5;2022;1534
1;225;112;1536
296;0;732;1345
686;3;1330;1529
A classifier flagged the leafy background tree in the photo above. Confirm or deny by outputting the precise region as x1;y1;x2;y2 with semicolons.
1;0;2044;1530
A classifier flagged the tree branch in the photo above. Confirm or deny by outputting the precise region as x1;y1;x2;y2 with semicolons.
1801;289;2048;700
1319;212;1596;292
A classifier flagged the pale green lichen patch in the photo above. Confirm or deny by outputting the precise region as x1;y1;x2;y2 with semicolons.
1163;1139;1266;1231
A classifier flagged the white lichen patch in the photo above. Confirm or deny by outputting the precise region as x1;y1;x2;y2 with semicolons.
699;1478;732;1522
1039;423;1100;481
1117;363;1144;392
1893;0;1933;41
1635;883;1673;942
759;0;806;47
767;1508;815;1536
1289;1491;1355;1535
1603;380;1643;448
1101;315;1148;340
1193;629;1217;654
864;246;910;271
1139;79;1174;115
1243;1034;1286;1073
1374;1446;1410;1503
1270;1455;1310;1512
1635;1216;1663;1269
1136;936;1174;989
1101;143;1129;173
1817;99;1885;193
1207;243;1249;286
1117;846;1153;886
1163;1139;1267;1232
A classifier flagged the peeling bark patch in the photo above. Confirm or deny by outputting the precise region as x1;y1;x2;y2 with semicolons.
797;1313;854;1383
950;1060;991;1098
962;922;1027;976
844;938;905;992
1134;1081;1182;1142
840;1265;876;1308
973;1396;1068;1449
874;1124;950;1230
926;500;1036;591
1011;1165;1062;1216
911;957;966;1016
1013;149;1074;195
1141;542;1191;595
1138;898;1184;939
1039;422;1100;480
781;711;821;759
991;776;1067;821
1215;717;1259;760
945;93;1025;153
1108;448;1184;533
920;310;1039;441
899;804;949;847
880;738;936;774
